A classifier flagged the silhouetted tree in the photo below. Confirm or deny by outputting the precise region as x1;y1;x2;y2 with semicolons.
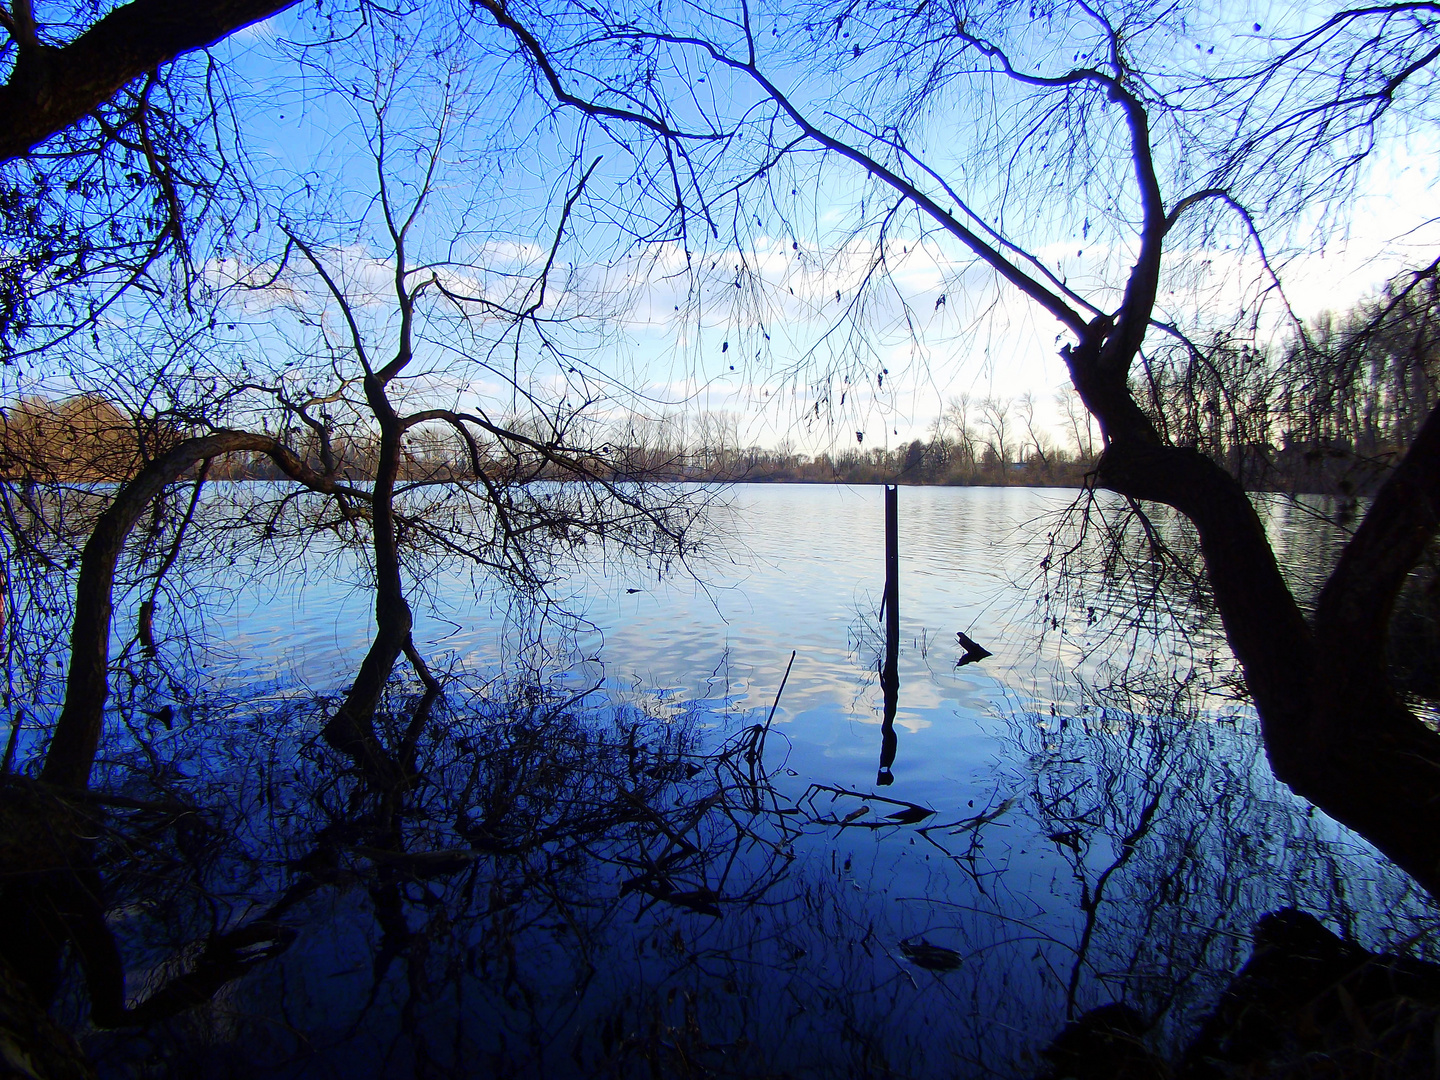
473;0;1440;897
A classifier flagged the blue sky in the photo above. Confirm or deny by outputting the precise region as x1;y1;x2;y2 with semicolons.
11;0;1436;456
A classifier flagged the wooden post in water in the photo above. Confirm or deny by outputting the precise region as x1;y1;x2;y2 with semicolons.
884;485;899;661
878;484;900;785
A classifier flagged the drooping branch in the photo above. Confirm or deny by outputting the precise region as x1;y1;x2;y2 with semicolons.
522;155;602;319
475;0;729;144
480;2;1094;334
39;430;363;791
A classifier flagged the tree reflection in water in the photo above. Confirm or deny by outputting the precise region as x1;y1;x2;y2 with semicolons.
3;647;1437;1075
977;663;1439;1075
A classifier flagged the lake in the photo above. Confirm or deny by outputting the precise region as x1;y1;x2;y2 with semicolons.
24;483;1436;1077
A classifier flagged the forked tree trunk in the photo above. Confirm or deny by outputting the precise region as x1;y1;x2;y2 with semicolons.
1080;347;1440;900
284;230;435;787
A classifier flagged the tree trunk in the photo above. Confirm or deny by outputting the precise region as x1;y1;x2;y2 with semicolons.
1083;353;1440;899
320;377;417;785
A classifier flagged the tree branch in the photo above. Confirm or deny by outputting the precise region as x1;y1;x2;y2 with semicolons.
39;429;360;790
0;0;298;162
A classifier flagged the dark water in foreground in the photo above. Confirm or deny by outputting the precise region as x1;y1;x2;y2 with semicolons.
11;484;1437;1077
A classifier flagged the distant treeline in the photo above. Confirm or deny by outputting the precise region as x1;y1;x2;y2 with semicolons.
0;389;1412;494
588;435;1100;487
1141;273;1440;499
0;395;162;482
0;394;1093;488
5;271;1435;495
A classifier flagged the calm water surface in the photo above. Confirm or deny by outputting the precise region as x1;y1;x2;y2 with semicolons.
213;484;1213;770
52;484;1434;1077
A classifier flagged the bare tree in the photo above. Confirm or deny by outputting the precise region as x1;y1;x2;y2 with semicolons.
1271;270;1440;493
978;396;1013;478
225;29;707;780
1057;386;1098;462
14;17;709;791
1018;391;1052;473
938;393;979;480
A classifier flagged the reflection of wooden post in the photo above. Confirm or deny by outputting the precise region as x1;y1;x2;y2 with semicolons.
879;485;899;785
